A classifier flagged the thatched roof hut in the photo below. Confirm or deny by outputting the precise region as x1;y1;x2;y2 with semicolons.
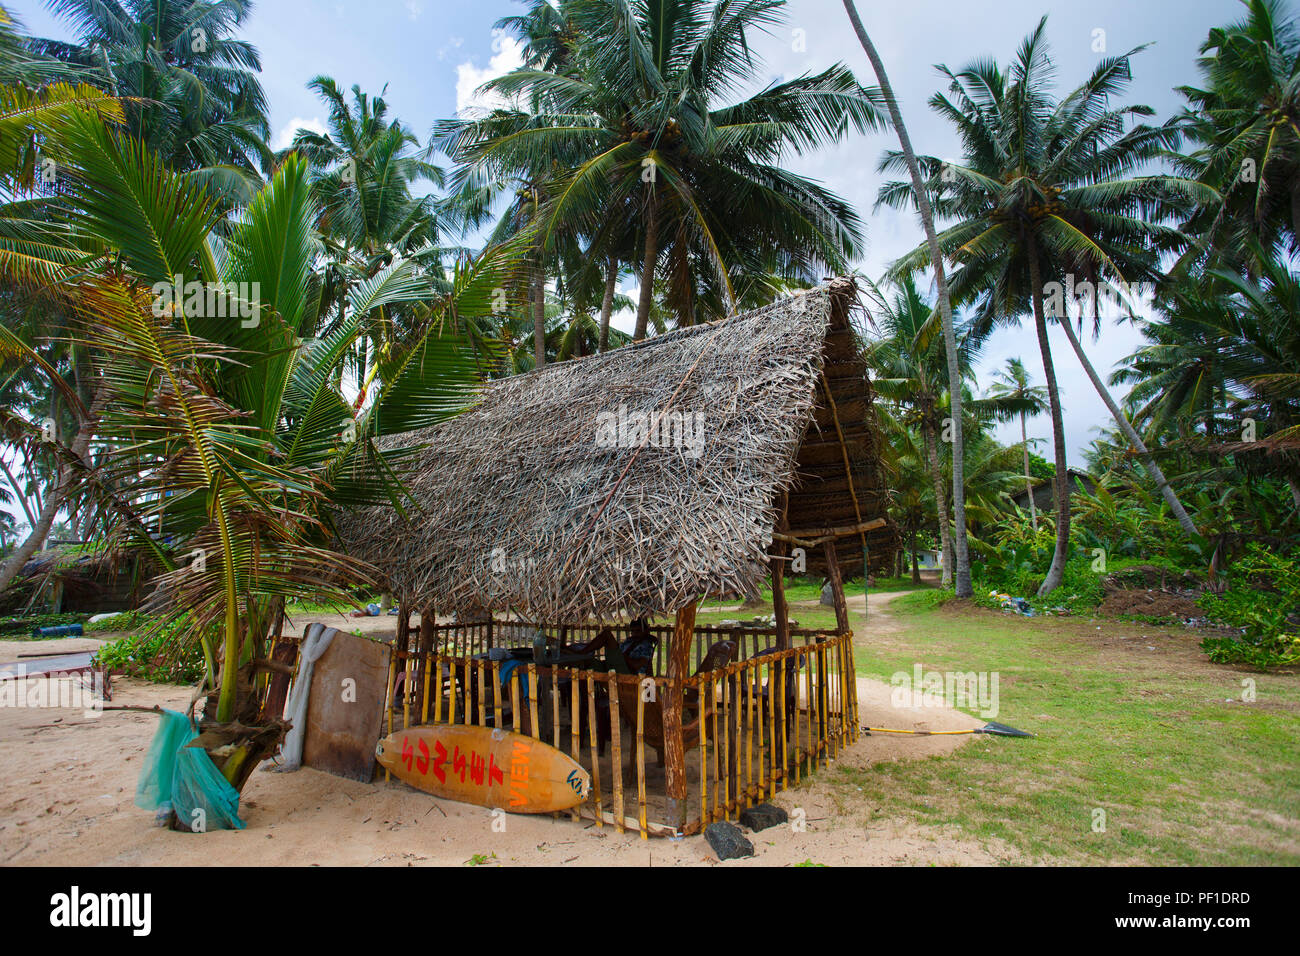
339;277;899;623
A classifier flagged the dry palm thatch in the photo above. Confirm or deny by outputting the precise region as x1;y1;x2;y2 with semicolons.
337;277;899;622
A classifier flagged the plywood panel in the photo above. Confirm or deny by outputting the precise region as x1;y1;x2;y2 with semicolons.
301;631;391;782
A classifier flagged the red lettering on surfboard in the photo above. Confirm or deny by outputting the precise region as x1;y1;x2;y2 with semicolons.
431;740;448;783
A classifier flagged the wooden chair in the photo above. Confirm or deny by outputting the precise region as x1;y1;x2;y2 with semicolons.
618;639;736;778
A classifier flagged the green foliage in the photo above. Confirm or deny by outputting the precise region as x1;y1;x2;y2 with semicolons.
94;616;206;684
0;611;87;636
1199;545;1300;670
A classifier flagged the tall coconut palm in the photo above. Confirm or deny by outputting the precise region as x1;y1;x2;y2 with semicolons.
1174;0;1300;266
30;0;272;192
987;358;1049;530
842;0;974;598
441;0;885;346
880;20;1208;594
864;274;976;587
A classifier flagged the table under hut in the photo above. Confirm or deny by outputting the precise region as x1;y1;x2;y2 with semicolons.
338;277;900;837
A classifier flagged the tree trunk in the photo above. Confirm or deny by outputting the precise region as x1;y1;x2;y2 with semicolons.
921;416;954;587
1058;310;1198;538
533;273;546;369
0;387;105;593
633;189;658;342
910;527;920;584
599;257;617;353
842;0;971;597
0;455;39;530
1021;413;1037;532
663;602;695;831
1289;474;1300;514
1026;245;1070;598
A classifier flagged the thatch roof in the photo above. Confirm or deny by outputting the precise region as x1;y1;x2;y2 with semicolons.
338;277;900;623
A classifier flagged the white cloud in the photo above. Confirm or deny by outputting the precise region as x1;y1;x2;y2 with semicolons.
405;0;423;21
272;116;328;152
455;28;525;115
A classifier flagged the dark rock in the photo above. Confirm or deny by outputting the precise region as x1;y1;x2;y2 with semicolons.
820;582;835;606
705;821;754;860
739;802;788;832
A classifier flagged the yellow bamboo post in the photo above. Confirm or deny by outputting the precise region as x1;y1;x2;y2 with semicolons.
383;647;397;781
730;668;742;809
745;660;755;803
767;660;777;791
527;663;540;740
432;651;443;726
720;673;730;820
448;659;458;725
608;676;624;833
510;670;521;733
710;673;720;820
637;684;648;839
477;661;487;728
421;651;433;726
569;669;580;823
586;672;603;827
492;661;503;729
551;667;561;749
778;655;788;790
401;654;412;733
699;675;710;826
793;649;802;785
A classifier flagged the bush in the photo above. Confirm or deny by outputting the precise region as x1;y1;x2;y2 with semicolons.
95;616;207;684
1198;545;1300;670
0;612;89;637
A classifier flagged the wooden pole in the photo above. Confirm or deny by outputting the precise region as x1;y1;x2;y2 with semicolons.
664;602;697;831
771;543;790;651
823;540;851;636
608;677;624;833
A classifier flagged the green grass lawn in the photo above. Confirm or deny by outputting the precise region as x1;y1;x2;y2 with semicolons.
687;585;1299;865
846;592;1300;865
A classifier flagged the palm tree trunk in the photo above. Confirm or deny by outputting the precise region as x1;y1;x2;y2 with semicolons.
599;257;617;353
533;272;546;369
634;191;659;342
842;0;972;597
0;387;105;593
921;417;954;587
1021;413;1038;532
0;456;39;530
1026;246;1070;597
910;527;920;584
1058;311;1198;537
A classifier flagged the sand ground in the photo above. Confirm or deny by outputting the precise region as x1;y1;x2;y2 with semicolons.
0;591;1017;866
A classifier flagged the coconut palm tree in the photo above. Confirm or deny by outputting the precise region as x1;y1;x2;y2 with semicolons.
29;0;273;193
987;358;1049;530
0;94;521;795
880;20;1208;594
1174;0;1300;266
440;0;885;345
842;0;975;598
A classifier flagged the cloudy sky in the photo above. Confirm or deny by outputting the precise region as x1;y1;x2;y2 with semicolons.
14;0;1248;466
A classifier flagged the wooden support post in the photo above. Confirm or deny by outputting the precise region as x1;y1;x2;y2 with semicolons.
664;602;697;832
771;543;790;651
823;540;851;636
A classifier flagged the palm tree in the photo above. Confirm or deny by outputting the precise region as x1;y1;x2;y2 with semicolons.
842;0;975;598
0;93;521;794
880;20;1207;594
987;358;1049;530
440;0;885;345
29;0;273;192
286;77;453;399
1174;0;1300;266
864;275;976;587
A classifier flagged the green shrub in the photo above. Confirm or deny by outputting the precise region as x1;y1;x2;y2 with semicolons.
94;616;206;684
1198;545;1300;670
0;612;89;637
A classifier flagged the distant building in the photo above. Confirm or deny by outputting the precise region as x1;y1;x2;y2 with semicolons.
1011;469;1099;514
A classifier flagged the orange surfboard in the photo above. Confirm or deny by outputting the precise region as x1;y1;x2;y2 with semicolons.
375;725;591;813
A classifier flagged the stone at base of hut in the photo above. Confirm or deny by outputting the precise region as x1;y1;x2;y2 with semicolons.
820;582;835;606
739;802;788;832
705;822;755;861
